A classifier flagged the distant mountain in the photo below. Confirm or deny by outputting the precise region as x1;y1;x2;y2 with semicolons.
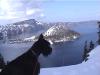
0;19;45;40
7;19;44;34
43;20;98;34
43;24;80;43
67;20;98;34
42;22;68;29
13;19;37;25
24;24;80;44
1;19;98;43
42;20;98;29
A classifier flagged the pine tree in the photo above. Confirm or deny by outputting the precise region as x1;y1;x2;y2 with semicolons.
97;21;100;45
0;53;5;69
83;41;89;62
89;40;94;52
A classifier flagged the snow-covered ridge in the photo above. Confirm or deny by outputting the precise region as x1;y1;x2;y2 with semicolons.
43;24;80;43
40;46;100;75
0;19;45;41
23;24;80;44
44;24;69;36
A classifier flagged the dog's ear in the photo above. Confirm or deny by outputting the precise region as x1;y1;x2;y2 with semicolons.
38;33;44;40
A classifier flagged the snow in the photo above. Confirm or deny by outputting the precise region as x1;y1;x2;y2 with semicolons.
44;25;69;36
48;40;53;45
24;24;29;27
24;36;36;41
73;35;77;39
40;46;100;75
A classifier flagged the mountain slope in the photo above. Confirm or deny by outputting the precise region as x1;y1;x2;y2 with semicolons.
43;24;80;43
0;19;45;40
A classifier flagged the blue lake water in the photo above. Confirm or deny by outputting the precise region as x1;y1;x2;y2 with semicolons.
0;24;99;68
39;32;98;68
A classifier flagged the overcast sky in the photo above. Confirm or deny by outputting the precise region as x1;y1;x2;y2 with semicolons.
0;0;100;25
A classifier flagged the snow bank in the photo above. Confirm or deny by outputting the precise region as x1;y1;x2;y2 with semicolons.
40;46;100;75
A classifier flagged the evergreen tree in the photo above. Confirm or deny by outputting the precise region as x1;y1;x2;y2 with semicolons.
0;53;5;69
97;21;100;45
83;41;89;62
89;40;94;52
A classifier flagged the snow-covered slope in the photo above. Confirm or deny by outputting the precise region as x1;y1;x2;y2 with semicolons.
44;24;69;36
40;46;100;75
43;20;98;34
0;19;45;40
23;25;80;44
44;24;80;43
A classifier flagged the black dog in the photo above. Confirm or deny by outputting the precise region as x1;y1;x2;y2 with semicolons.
0;34;52;75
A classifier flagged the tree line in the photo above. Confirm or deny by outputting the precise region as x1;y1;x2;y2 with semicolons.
83;21;100;62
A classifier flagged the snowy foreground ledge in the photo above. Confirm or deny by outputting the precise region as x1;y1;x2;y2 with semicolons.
40;46;100;75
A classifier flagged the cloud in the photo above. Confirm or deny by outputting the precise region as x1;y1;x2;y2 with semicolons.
0;0;43;20
26;8;42;15
40;13;45;17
